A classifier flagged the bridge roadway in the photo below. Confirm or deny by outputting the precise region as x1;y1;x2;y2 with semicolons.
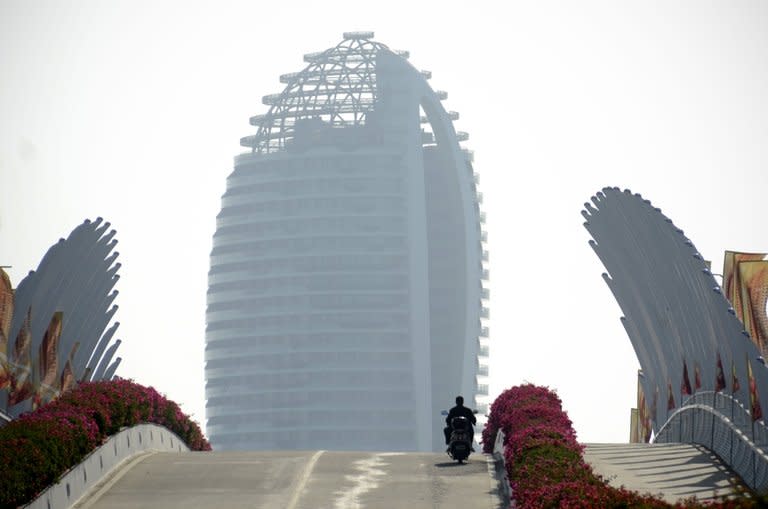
584;443;744;503
71;444;744;508
75;450;506;509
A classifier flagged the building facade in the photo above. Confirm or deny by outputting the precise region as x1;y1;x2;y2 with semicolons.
206;33;488;452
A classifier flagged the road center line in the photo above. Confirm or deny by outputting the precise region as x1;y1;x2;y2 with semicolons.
286;450;325;509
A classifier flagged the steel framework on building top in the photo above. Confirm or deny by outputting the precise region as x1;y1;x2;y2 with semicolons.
241;32;420;154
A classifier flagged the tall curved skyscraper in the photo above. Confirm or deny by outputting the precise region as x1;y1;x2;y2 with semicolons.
206;33;489;452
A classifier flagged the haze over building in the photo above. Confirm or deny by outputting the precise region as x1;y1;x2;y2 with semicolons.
205;32;488;452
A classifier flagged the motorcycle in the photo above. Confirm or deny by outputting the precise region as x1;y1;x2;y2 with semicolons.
441;410;477;464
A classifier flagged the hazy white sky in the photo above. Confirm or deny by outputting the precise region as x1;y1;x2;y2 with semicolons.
1;1;766;443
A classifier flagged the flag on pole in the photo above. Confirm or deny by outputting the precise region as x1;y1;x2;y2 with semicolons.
694;361;702;391
667;382;676;410
59;342;80;394
748;355;763;422
8;307;33;406
34;311;63;409
715;353;727;392
681;360;692;397
636;372;651;443
0;268;13;391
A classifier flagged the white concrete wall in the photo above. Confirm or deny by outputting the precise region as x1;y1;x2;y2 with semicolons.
25;423;189;509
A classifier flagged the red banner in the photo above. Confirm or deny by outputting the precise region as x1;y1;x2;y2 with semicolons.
8;308;33;406
715;353;726;392
636;371;651;443
667;382;676;410
694;361;702;391
34;312;63;408
0;269;13;390
681;360;692;397
748;355;763;422
723;251;765;318
738;261;768;355
59;342;80;394
732;358;741;394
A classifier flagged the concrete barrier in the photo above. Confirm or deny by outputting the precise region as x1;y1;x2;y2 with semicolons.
24;423;189;509
491;430;512;507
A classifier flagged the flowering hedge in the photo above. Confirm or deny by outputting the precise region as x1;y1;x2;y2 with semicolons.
0;378;210;508
482;384;757;509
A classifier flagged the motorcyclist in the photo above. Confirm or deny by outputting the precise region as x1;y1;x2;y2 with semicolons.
443;395;476;448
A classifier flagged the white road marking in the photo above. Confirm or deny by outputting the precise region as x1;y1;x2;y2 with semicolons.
171;461;264;465
334;453;403;509
286;450;325;509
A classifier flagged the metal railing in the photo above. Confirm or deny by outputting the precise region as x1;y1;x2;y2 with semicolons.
654;391;768;492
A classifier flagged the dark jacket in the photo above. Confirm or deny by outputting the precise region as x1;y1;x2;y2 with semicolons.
446;405;476;428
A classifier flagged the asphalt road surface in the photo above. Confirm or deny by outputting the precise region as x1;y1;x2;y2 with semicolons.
76;450;506;509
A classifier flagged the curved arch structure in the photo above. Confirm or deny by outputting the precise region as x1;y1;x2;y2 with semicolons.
0;219;122;417
206;33;489;452
583;187;768;435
